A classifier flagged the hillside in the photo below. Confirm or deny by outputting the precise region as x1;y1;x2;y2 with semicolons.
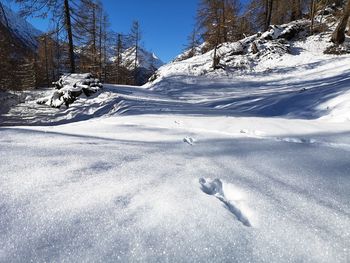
0;3;41;51
1;16;350;124
0;13;350;263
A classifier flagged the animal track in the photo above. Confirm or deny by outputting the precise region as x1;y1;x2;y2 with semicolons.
240;129;265;137
183;137;195;145
199;178;252;227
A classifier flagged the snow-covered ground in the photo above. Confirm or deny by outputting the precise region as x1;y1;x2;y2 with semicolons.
1;28;350;262
1;113;349;262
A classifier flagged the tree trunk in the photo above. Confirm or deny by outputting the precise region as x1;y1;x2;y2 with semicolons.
212;7;221;69
291;0;302;21
116;34;122;83
44;35;49;87
99;13;102;79
134;30;139;72
310;0;316;34
55;22;60;78
134;23;139;84
332;0;350;44
103;16;107;82
265;0;273;31
92;5;97;69
264;0;269;29
222;0;227;42
64;0;75;73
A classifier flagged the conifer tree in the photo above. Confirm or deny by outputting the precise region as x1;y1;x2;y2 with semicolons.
196;0;241;68
129;20;142;83
130;20;141;72
185;28;201;58
115;33;124;83
14;0;81;73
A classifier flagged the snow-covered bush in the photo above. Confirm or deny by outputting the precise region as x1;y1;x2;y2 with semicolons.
37;73;102;108
261;22;308;41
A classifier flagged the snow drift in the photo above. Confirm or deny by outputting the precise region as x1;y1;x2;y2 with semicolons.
37;74;103;108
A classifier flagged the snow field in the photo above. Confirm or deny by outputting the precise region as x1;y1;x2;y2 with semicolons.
1;16;350;262
1;113;349;262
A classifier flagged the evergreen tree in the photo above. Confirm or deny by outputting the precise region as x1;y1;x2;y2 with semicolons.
185;28;201;58
115;33;124;83
14;0;83;73
196;0;241;68
129;20;142;83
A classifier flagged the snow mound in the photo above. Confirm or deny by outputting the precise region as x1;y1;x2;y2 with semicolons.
37;74;103;108
0;90;27;114
261;23;308;41
174;43;207;62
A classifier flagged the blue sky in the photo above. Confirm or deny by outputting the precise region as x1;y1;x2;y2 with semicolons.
7;0;199;62
103;0;199;62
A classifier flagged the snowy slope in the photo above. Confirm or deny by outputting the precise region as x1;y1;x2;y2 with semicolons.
143;20;350;122
1;16;350;263
1;42;350;125
0;4;42;50
148;21;317;80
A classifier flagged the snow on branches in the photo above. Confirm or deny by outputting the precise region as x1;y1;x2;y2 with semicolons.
37;73;103;108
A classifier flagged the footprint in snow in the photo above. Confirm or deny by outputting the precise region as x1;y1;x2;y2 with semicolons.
183;137;195;145
240;129;264;137
276;137;316;144
199;177;252;227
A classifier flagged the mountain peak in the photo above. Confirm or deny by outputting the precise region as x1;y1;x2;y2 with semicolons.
121;46;164;71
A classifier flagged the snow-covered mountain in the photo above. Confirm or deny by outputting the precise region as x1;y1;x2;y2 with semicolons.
0;4;42;50
108;46;164;85
113;46;165;85
121;46;164;71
